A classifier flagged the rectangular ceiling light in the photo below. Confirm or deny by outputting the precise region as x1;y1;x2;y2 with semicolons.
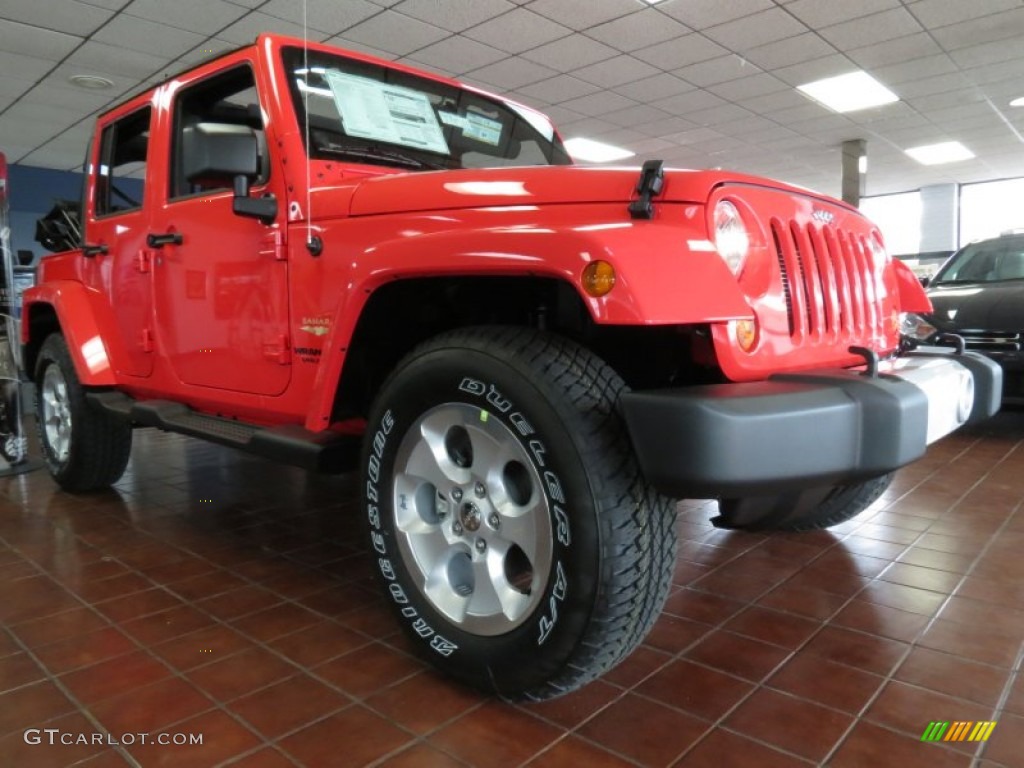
563;137;635;163
905;141;975;165
797;71;899;113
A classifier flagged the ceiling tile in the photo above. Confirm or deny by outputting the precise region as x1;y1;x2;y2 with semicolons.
602;103;673;128
572;55;660;89
325;35;398;60
612;72;694;102
522;34;618;71
261;0;380;35
560;90;637;117
0;21;81;62
949;39;1023;69
122;0;248;34
637;115;701;137
686;103;756;127
874;54;958;85
64;40;170;80
342;9;449;56
219;12;310;44
0;0;112;36
516;74;601;103
541;104;584;126
463;8;569;54
585;8;692;52
527;0;637;29
703;8;808;51
675;54;763;87
78;0;132;9
895;72;972;99
0;50;57;83
819;8;924;49
906;0;1022;29
404;35;506;75
393;0;515;32
771;53;853;86
707;73;789;101
633;34;727;70
658;0;775;31
22;80;121;112
846;33;942;69
93;14;203;58
739;88;809;114
741;32;836;70
466;56;558;91
932;8;1024;50
654;88;728;115
784;0;898;28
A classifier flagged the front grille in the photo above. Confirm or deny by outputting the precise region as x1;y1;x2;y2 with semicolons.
770;218;885;344
957;331;1022;353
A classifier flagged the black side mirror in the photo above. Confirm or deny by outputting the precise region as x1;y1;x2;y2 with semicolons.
919;276;931;287
232;175;277;225
182;123;276;224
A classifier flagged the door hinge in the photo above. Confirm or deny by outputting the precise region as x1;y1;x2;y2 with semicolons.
263;334;290;364
135;249;154;273
260;230;286;261
140;328;154;353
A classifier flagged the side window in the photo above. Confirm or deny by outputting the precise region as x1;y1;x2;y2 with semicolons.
170;65;266;200
95;108;150;217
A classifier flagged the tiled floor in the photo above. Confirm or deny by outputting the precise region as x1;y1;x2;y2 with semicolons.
1;410;1023;767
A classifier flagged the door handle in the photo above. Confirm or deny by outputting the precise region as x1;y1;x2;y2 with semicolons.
146;232;183;248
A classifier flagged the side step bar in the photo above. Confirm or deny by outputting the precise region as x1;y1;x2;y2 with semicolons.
87;392;361;474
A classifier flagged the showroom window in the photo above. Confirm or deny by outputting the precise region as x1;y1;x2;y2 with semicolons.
94;107;151;217
958;177;1024;245
859;191;921;256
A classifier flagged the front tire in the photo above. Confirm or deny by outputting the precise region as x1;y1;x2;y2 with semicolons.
362;327;675;700
34;334;132;491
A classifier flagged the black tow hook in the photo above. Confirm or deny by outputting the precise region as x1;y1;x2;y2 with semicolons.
849;345;879;377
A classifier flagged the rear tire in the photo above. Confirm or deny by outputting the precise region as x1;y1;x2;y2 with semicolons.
362;327;676;700
716;473;893;531
34;334;132;491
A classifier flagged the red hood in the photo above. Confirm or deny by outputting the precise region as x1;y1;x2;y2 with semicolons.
337;166;851;217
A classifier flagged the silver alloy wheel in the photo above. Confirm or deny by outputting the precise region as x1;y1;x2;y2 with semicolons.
392;403;553;636
41;364;72;463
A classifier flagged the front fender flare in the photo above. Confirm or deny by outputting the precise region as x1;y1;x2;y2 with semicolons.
23;281;118;386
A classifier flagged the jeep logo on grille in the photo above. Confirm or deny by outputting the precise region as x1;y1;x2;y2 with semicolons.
812;209;835;225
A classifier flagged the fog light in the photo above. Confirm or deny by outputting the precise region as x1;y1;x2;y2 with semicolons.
734;317;758;351
582;261;616;297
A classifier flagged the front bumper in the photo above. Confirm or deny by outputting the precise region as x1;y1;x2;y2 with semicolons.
621;348;1002;498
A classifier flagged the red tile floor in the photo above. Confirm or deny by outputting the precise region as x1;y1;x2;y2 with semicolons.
1;410;1023;767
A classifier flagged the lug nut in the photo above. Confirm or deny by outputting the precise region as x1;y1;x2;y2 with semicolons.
475;538;487;553
451;487;463;502
452;521;464;536
474;482;486;498
488;513;500;529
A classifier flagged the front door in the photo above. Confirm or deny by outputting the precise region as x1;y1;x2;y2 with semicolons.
150;64;290;397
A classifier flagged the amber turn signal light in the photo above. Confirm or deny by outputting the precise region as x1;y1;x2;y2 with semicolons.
582;261;616;297
734;317;758;352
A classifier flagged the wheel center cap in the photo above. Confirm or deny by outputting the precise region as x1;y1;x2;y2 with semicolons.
459;502;482;532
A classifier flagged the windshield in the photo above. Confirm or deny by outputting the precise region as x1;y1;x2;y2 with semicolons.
282;47;571;171
933;236;1024;284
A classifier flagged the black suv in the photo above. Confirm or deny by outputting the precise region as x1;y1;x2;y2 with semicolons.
903;232;1024;403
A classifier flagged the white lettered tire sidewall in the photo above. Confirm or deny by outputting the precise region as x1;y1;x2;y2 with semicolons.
362;345;602;696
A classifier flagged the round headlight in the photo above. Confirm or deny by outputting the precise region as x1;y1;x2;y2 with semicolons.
713;200;749;276
899;312;937;341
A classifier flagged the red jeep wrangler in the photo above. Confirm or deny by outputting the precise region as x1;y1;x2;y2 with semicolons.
23;34;1000;699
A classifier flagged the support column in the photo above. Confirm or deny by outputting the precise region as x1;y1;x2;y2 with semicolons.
919;184;958;253
841;139;866;207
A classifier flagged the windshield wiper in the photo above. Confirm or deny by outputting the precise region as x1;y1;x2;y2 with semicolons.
318;144;447;170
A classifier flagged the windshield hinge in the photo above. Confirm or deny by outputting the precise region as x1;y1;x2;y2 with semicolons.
628;159;665;220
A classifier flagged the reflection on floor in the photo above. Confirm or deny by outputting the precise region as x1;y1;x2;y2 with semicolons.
1;411;1023;767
